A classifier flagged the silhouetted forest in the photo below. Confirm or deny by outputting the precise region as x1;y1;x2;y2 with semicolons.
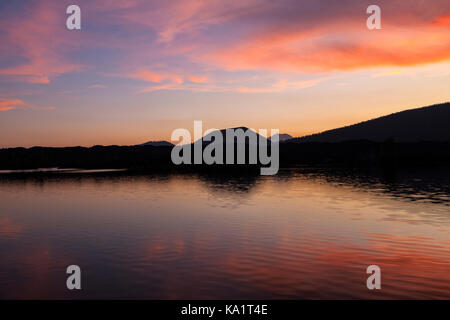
1;140;450;171
0;145;173;170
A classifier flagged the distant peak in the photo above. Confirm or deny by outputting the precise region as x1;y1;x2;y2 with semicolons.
269;133;293;142
138;140;173;147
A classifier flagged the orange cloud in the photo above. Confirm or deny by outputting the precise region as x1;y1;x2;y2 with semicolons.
28;76;51;84
237;87;277;93
235;76;333;93
371;70;404;78
130;69;197;92
0;99;54;111
139;83;179;93
206;19;450;73
433;14;450;28
133;71;163;83
0;106;16;111
132;71;183;84
0;99;24;111
188;75;207;83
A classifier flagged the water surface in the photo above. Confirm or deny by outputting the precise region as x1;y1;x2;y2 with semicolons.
0;169;449;299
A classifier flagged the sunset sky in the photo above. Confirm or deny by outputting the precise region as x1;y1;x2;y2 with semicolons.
0;0;449;147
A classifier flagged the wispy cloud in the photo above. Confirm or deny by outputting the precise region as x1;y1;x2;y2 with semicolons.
131;71;184;84
371;70;404;78
131;70;213;92
237;77;332;93
2;0;448;89
139;83;179;93
0;2;80;84
188;75;208;83
0;99;54;112
207;26;450;73
89;84;108;89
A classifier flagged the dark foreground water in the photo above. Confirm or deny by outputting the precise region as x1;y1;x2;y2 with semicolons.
0;168;449;299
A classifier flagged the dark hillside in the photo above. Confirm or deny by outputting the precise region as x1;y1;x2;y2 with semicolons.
293;102;450;143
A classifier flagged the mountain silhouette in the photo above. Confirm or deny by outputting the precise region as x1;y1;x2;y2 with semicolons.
195;127;268;145
269;133;293;142
138;140;174;147
293;102;450;143
1;103;450;171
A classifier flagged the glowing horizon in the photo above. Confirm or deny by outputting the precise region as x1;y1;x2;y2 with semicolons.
0;0;449;148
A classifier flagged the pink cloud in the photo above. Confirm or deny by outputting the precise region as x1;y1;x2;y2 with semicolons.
129;69;203;92
188;75;207;83
237;77;332;93
101;0;264;42
97;0;450;76
131;71;183;84
0;99;54;112
205;20;450;73
89;84;108;89
1;0;449;89
0;1;81;84
139;83;179;93
433;14;450;27
29;77;51;84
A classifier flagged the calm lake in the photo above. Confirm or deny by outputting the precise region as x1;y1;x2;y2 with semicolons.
0;168;449;299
